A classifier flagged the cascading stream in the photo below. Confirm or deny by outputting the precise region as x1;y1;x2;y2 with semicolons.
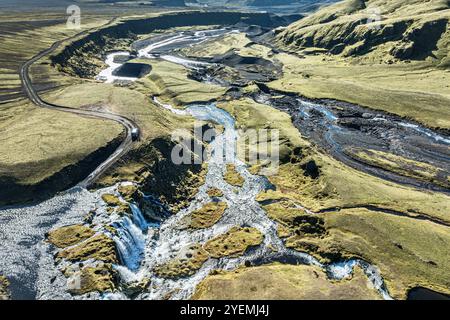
94;27;394;301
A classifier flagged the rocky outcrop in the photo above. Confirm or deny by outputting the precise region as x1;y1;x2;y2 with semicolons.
390;18;448;60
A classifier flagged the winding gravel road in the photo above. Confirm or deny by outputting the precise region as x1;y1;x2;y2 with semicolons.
20;20;140;188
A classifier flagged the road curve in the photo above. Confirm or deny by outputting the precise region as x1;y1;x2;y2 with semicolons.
20;20;140;189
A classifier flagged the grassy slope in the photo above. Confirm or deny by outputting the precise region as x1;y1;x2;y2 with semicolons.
149;23;450;299
0;101;123;185
273;0;450;129
193;263;381;300
0;14;127;204
133;58;226;106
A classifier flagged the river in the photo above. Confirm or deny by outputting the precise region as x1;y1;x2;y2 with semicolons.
4;24;450;301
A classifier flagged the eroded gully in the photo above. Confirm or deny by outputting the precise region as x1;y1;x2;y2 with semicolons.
0;27;413;300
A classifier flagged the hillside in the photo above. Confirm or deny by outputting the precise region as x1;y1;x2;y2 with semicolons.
269;0;450;130
277;0;450;66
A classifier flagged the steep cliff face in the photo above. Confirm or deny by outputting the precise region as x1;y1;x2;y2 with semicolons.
276;0;450;66
51;11;282;78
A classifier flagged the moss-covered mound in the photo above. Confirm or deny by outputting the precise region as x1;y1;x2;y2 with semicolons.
223;164;245;187
204;227;264;258
67;264;117;295
101;194;123;207
57;234;118;264
206;188;224;198
184;201;228;229
47;225;96;249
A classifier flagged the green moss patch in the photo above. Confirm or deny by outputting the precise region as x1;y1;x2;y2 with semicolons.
67;263;117;295
57;234;118;264
101;194;123;207
47;225;96;249
184;201;228;229
204;227;263;258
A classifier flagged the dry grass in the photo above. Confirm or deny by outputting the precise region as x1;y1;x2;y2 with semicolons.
193;263;381;300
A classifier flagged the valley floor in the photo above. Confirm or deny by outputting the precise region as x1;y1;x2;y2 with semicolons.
0;7;449;301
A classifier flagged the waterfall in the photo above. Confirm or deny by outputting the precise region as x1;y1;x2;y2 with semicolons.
130;203;148;231
112;216;146;271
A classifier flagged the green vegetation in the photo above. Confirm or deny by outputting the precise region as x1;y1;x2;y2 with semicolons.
261;157;450;223
319;208;450;299
183;201;228;229
193;263;381;300
135;59;226;106
224;88;450;299
0;276;10;300
0;100;124;205
0;15;125;205
67;263;117;295
206;187;224;198
274;0;450;129
57;234;118;264
204;227;264;258
223;164;245;187
47;225;96;249
344;148;449;189
218;98;309;165
154;244;209;278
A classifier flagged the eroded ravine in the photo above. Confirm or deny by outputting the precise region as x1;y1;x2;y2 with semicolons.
7;23;450;300
80;30;393;300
